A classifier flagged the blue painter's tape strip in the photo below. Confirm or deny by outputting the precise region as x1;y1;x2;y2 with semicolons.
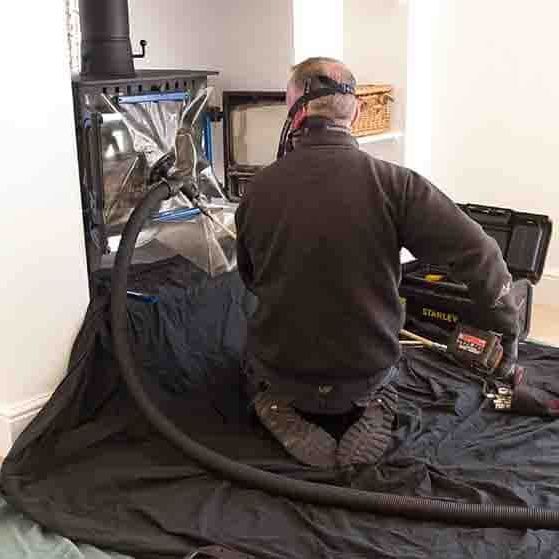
203;114;213;164
152;207;202;223
118;92;190;104
126;291;159;304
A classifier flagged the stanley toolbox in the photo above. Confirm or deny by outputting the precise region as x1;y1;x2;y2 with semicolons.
399;204;552;340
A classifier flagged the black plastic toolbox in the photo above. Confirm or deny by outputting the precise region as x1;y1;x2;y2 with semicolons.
399;204;553;340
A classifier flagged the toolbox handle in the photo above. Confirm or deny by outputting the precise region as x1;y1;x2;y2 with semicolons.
460;204;512;225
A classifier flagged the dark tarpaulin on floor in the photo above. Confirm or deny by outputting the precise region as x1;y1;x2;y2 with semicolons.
2;256;559;559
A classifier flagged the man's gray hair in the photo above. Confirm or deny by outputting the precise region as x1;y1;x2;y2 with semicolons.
289;57;358;124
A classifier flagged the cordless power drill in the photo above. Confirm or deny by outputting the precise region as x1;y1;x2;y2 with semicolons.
400;325;558;416
401;323;506;376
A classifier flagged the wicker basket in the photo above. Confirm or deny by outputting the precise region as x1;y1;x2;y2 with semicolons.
351;84;394;137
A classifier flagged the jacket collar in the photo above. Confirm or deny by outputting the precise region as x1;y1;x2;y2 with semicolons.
292;116;358;149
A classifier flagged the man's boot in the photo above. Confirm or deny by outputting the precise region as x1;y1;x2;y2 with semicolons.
337;384;398;468
253;390;337;468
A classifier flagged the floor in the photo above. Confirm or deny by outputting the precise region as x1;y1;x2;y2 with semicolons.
530;304;559;346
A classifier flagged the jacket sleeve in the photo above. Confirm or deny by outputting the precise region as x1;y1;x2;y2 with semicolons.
399;170;520;336
234;200;255;293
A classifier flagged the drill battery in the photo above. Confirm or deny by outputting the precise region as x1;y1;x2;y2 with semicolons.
447;324;503;374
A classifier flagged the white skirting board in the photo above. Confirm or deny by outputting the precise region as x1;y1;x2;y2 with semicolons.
0;393;52;457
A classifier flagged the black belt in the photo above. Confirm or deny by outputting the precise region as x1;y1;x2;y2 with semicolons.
245;358;398;415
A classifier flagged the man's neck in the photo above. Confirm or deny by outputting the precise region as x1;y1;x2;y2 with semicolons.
298;115;352;134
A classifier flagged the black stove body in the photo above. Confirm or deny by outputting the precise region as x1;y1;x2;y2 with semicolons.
72;0;217;279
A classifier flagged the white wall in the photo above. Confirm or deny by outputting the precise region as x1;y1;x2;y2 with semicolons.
0;2;89;452
212;1;294;91
130;0;293;89
344;0;408;164
404;0;436;178
407;0;559;287
293;0;343;63
130;0;294;179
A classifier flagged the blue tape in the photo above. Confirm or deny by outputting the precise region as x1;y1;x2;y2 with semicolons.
117;92;190;105
152;207;202;223
126;291;159;304
203;114;213;164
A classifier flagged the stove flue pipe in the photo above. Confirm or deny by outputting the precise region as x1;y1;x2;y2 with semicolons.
79;0;136;78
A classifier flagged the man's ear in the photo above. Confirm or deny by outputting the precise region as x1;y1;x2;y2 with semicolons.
351;99;361;127
292;106;308;130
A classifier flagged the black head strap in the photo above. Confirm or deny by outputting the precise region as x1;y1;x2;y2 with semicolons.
277;75;356;159
287;75;356;118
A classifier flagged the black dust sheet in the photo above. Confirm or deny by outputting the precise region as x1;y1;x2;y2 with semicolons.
2;257;559;559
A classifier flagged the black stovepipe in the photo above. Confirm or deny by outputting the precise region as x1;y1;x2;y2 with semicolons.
110;182;559;531
79;0;135;78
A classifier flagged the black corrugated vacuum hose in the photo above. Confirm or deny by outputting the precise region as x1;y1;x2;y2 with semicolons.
111;182;559;530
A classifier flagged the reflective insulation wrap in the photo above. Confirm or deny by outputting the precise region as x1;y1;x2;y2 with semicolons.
153;203;237;277
88;87;235;275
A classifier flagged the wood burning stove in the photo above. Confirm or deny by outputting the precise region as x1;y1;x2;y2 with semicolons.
72;0;218;278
